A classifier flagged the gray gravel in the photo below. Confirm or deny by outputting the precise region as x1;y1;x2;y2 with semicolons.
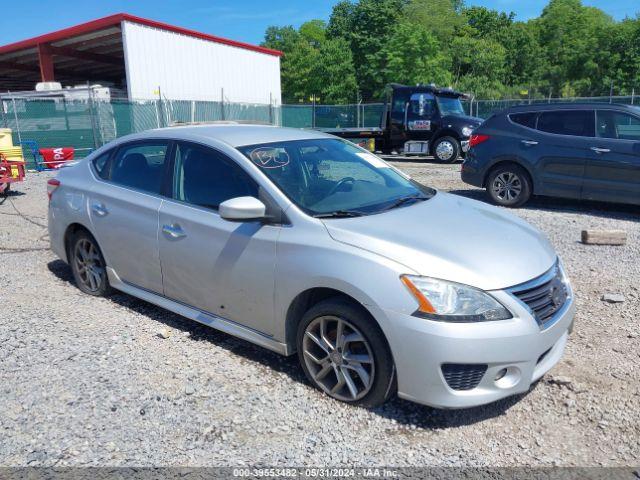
0;163;638;467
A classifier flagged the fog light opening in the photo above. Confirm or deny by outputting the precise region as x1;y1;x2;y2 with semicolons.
494;367;521;389
495;368;508;381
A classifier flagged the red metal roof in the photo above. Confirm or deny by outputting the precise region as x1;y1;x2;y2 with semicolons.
0;13;283;57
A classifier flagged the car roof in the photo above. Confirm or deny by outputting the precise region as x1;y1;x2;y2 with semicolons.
502;102;639;114
122;124;334;148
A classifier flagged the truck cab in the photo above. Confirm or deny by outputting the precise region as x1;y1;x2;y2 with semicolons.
383;83;483;162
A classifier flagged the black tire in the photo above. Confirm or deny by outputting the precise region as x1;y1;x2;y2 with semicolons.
432;136;460;163
0;183;10;196
69;230;112;297
297;298;395;408
486;164;532;207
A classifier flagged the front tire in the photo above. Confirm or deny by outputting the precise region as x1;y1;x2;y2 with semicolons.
69;230;112;296
432;136;460;163
486;164;532;207
297;298;395;408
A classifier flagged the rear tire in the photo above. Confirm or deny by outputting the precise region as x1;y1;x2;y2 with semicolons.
297;298;395;408
486;164;532;207
432;136;460;163
69;230;112;297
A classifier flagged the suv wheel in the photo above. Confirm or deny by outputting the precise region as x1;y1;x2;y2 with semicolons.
297;299;395;408
69;230;112;296
487;164;532;207
433;136;460;163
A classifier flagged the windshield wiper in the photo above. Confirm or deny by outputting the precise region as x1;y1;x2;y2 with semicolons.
380;194;429;212
313;210;365;218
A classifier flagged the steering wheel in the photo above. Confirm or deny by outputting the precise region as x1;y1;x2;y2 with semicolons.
327;177;355;196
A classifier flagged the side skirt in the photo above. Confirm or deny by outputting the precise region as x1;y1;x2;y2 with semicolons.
106;267;290;355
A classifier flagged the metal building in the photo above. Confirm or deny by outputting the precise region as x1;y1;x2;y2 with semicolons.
0;13;283;104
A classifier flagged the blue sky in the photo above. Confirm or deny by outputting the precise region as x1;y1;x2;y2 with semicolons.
0;0;637;47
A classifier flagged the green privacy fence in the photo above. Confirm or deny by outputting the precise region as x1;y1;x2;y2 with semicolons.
2;92;637;168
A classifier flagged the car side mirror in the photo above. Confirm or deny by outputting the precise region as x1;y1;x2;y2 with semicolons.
219;197;267;222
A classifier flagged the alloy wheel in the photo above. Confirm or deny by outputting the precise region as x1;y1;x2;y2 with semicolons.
302;316;375;401
74;238;106;292
492;172;522;202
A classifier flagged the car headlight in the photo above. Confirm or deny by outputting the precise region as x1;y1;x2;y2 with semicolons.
401;275;512;322
461;126;473;137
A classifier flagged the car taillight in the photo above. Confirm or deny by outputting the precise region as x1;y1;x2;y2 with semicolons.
469;134;490;148
47;178;60;201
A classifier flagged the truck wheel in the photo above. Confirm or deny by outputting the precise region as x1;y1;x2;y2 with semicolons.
433;136;460;163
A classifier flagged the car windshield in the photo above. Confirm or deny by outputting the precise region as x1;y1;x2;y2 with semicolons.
436;96;466;116
238;138;434;217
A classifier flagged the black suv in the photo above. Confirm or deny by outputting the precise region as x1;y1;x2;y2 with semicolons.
461;103;640;207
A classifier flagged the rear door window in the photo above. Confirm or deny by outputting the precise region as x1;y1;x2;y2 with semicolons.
597;110;640;141
537;110;595;137
109;142;169;194
509;112;537;129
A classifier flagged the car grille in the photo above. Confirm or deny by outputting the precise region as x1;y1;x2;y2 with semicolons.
441;363;487;391
510;264;568;328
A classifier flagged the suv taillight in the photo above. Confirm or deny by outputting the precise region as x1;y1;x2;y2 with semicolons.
47;179;60;202
469;134;490;148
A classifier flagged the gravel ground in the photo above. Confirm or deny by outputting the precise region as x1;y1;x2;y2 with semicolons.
0;163;638;467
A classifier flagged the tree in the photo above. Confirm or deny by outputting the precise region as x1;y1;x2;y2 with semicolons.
463;6;514;39
382;22;452;86
262;25;300;53
536;0;614;96
327;1;355;39
299;20;327;47
311;38;359;103
402;0;464;45
346;0;407;99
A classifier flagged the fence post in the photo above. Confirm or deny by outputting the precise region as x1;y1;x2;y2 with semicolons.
87;84;99;148
11;96;22;145
632;88;635;105
312;95;316;129
220;88;225;121
191;100;195;123
269;92;273;125
0;99;7;128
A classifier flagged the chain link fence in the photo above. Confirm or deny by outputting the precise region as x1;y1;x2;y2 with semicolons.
2;90;638;169
466;95;638;119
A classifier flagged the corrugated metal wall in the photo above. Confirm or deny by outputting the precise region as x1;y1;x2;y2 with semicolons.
122;21;281;105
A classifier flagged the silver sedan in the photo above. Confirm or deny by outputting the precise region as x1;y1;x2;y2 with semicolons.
47;125;575;408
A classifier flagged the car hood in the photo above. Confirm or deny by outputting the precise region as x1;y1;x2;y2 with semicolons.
441;114;483;127
321;192;556;291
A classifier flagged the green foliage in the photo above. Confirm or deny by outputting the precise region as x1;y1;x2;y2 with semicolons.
312;38;359;103
382;22;452;86
264;0;640;102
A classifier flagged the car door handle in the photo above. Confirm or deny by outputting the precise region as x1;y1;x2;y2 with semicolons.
91;203;108;217
521;140;538;146
162;224;186;239
591;147;610;154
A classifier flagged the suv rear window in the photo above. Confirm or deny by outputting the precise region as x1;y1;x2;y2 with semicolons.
537;110;595;137
509;112;537;129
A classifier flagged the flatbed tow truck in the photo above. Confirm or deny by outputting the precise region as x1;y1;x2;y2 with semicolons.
321;83;483;163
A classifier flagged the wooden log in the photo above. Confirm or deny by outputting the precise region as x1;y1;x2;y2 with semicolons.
581;230;627;246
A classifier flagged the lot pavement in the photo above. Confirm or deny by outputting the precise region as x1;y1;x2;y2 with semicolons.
0;162;638;467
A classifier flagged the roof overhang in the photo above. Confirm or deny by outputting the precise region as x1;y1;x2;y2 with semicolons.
0;13;282;92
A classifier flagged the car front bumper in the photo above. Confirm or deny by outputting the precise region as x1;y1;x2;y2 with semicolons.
373;289;575;409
